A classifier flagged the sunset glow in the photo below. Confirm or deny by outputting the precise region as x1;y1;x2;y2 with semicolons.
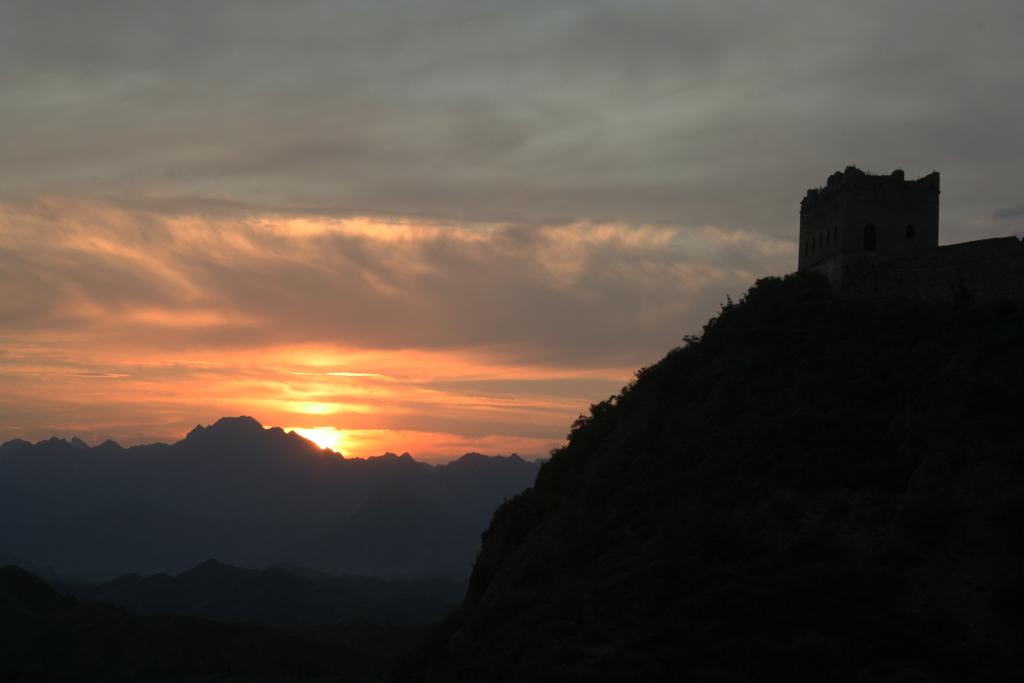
0;197;778;461
286;427;347;453
3;2;1021;464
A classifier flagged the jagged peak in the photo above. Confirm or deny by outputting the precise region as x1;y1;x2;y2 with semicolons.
184;416;266;442
367;451;418;463
444;451;536;469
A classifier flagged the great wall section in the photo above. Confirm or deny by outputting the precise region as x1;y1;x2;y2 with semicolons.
798;166;1024;303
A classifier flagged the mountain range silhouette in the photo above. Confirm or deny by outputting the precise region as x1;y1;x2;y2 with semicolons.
0;563;423;680
0;418;539;580
10;272;1024;681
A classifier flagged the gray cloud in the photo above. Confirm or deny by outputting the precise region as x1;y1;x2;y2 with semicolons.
1;1;1021;243
3;1;1023;450
0;201;783;367
993;205;1024;221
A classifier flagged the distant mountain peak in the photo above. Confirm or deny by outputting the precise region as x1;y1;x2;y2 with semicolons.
209;415;266;433
94;439;124;452
0;438;30;456
368;451;417;463
183;416;273;447
444;451;538;471
70;437;91;452
458;452;488;461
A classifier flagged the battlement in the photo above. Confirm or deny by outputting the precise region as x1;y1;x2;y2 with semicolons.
797;167;1024;303
798;166;939;275
801;166;940;212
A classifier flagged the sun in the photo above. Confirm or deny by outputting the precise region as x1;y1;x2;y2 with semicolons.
287;426;346;452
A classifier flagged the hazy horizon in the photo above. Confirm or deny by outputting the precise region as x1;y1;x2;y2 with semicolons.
2;415;551;464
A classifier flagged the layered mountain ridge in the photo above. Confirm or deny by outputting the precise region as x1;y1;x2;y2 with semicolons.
48;557;466;628
0;420;539;580
0;564;426;681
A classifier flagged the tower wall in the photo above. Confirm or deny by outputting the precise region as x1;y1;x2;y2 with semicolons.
798;167;940;280
838;237;1024;303
795;166;1024;303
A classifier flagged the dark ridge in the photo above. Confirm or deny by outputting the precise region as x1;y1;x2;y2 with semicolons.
0;438;30;456
0;431;538;578
395;271;1024;682
0;564;69;622
2;566;428;681
50;557;466;629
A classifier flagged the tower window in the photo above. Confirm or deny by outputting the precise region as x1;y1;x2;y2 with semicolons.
864;224;876;251
906;224;915;239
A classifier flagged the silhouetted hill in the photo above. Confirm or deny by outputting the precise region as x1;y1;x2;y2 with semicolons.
0;425;538;579
0;565;69;627
292;480;481;579
396;272;1024;681
50;558;466;628
0;552;94;585
0;564;430;681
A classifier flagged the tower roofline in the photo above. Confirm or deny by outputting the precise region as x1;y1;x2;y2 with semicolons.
800;166;939;213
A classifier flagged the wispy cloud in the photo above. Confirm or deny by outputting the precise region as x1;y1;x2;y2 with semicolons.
0;199;785;360
0;199;783;457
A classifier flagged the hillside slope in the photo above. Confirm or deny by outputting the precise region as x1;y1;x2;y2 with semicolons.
51;558;466;628
0;565;426;681
396;272;1024;682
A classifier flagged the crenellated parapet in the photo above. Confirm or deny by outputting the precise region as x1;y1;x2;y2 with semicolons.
798;166;940;280
800;166;939;213
796;166;1024;303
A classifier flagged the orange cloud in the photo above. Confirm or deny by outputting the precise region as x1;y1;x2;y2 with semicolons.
0;340;630;461
0;198;790;461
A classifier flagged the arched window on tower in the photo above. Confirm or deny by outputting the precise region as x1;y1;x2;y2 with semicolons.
906;224;915;239
864;224;876;251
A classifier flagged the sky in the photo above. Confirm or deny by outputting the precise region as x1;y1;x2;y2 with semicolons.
1;1;1022;462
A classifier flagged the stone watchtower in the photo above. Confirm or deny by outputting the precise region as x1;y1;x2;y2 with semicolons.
798;166;940;283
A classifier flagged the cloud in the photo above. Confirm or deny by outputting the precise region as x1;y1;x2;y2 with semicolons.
0;197;783;457
993;205;1024;221
2;1;1024;456
1;1;1021;239
0;199;786;363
